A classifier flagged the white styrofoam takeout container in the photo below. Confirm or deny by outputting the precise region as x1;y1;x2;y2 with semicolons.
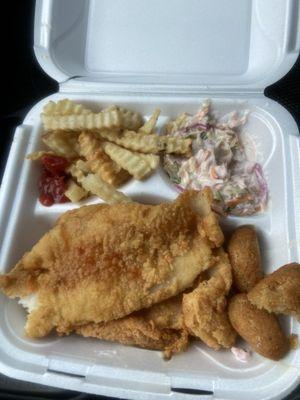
0;0;300;399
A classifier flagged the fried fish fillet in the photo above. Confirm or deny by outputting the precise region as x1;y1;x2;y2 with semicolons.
76;295;188;359
182;248;236;350
248;263;300;319
143;294;184;330
0;189;222;338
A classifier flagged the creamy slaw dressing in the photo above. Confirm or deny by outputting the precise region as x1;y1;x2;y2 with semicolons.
163;102;268;216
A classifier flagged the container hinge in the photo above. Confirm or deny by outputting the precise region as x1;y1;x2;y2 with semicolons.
59;78;264;97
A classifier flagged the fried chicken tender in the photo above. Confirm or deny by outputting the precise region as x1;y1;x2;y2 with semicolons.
76;296;188;359
182;248;236;350
229;294;288;360
0;189;221;338
227;225;262;292
248;263;300;319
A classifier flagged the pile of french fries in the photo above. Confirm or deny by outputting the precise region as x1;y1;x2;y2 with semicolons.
28;99;192;204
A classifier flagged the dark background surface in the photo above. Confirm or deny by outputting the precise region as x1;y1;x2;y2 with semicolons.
0;1;300;400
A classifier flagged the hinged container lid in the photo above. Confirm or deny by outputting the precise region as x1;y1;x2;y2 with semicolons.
34;0;300;93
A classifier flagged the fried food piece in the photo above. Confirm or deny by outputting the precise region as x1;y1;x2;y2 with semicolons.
76;293;188;358
165;113;190;135
103;106;144;131
68;160;132;204
144;294;184;330
76;317;188;359
42;131;80;158
138;153;160;170
76;296;188;359
64;179;88;203
138;109;160;134
163;330;189;359
78;132;130;186
42;109;122;131
76;316;170;350
182;249;236;350
182;189;224;248
97;129;192;156
102;142;155;180
228;294;288;360
248;263;300;319
42;99;92;116
227;226;262;292
0;189;219;338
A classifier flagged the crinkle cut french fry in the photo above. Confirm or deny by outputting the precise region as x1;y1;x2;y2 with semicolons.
81;174;132;204
26;151;55;161
174;112;190;128
102;106;144;131
102;142;153;180
138;153;160;170
138;109;160;135
42;99;92;116
78;132;130;186
99;130;191;155
119;107;144;130
67;162;87;186
68;160;131;204
98;130;162;153
162;136;192;156
65;179;88;203
42;131;79;158
165;113;190;135
43;101;143;131
42;109;122;131
95;129;122;142
75;159;92;174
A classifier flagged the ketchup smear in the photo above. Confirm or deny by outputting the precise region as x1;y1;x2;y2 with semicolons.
38;155;70;206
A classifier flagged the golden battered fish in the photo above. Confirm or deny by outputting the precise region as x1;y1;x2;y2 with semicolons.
248;263;300;319
76;295;188;359
0;189;223;338
183;248;236;350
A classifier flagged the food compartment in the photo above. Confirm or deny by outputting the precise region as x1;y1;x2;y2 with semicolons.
0;94;299;398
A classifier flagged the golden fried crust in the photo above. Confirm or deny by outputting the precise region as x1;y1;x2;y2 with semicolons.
0;190;219;338
182;248;236;350
143;295;184;330
76;316;180;350
247;263;300;319
75;294;187;359
227;226;262;293
163;330;189;359
181;188;224;248
228;294;288;360
75;315;189;359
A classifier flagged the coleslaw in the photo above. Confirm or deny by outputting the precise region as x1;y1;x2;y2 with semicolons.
163;102;268;216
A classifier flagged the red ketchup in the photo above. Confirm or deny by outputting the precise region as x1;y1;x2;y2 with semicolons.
38;155;70;206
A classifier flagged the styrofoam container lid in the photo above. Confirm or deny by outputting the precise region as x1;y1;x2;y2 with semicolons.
34;0;300;91
0;1;300;399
